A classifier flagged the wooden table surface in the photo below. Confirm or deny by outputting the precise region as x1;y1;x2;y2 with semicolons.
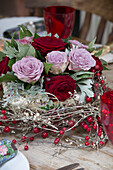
0;39;113;170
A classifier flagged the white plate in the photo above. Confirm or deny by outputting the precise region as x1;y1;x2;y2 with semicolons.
0;151;30;170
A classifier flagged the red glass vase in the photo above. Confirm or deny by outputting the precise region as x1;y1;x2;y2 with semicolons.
101;91;113;144
44;6;75;39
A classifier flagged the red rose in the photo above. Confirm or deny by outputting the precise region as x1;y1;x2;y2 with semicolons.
31;36;67;57
90;55;103;74
0;57;10;76
45;75;76;101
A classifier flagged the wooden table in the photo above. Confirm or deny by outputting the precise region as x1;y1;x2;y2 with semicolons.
0;39;113;170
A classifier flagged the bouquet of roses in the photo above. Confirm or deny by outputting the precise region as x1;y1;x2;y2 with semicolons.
0;25;106;103
0;26;109;150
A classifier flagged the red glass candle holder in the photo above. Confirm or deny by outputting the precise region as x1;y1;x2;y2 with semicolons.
44;6;75;39
101;91;113;144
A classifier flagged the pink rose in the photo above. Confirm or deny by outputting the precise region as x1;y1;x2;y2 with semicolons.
68;48;96;71
17;36;33;45
46;51;68;74
12;56;44;83
69;40;88;49
0;145;8;156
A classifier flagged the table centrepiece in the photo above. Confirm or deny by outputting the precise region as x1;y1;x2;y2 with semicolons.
0;26;110;151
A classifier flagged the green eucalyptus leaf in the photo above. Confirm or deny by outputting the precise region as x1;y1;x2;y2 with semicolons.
43;62;53;75
18;25;32;39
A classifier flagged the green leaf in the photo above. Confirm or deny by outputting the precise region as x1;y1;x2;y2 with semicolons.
88;37;96;49
18;25;32;39
62;36;71;43
43;62;53;75
0;51;6;62
71;71;94;81
8;58;16;70
100;58;108;65
2;41;18;59
36;50;44;61
24;83;31;90
77;79;94;103
87;47;95;53
11;33;18;50
0;72;19;82
33;33;40;39
94;48;103;57
102;65;111;70
16;42;35;60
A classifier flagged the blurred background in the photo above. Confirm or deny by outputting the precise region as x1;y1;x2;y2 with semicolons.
0;0;113;44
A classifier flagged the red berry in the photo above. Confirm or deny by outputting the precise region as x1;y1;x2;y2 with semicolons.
59;130;64;135
91;69;95;72
87;127;91;132
1;110;5;114
42;132;48;138
85;136;90;140
54;138;60;144
30;137;34;141
62;127;66;131
85;96;92;102
99;128;102;133
21;136;26;141
0;86;3;90
42;125;46;129
12;139;17;144
96;72;100;77
0;121;2;125
98;117;101;123
12;120;17;124
33;127;39;133
80;121;85;127
3;115;7;119
67;114;71;118
85;141;89;146
100;80;105;84
97;132;101;136
99;141;103;146
83;124;88;130
4;126;10;133
53;130;56;133
94;93;96;98
103;86;106;90
93;125;97;130
68;120;75;127
24;145;29;150
95;64;100;70
71;127;75;130
94;83;99;87
87;116;93;123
